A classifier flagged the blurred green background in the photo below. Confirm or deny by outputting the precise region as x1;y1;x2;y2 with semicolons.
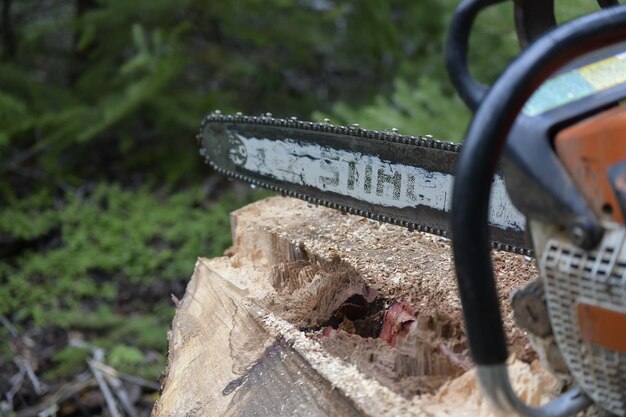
0;0;593;415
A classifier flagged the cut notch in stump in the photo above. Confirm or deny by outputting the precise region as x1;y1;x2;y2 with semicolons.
153;196;563;417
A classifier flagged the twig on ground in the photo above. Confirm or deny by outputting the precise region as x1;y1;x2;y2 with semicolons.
0;314;18;338
88;349;122;417
91;362;138;417
91;360;159;391
36;403;58;417
15;372;96;417
1;365;25;415
106;375;138;417
16;357;44;395
1;314;46;400
116;372;160;391
71;339;159;415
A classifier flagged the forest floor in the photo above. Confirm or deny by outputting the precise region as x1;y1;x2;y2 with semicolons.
0;179;268;417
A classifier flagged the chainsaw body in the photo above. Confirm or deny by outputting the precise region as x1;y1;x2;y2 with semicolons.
449;2;626;415
508;57;626;416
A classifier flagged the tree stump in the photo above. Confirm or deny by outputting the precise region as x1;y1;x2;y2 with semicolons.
152;196;563;417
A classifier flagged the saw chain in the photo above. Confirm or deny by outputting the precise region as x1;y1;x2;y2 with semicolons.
197;111;533;257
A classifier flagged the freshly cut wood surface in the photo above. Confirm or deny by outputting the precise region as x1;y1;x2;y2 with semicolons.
152;260;362;417
153;196;566;417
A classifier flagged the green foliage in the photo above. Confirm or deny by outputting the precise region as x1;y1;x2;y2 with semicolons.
319;1;593;141
0;183;266;380
44;346;92;380
0;0;592;194
312;2;524;141
317;77;470;141
0;189;58;239
1;0;473;191
0;183;256;323
108;345;146;370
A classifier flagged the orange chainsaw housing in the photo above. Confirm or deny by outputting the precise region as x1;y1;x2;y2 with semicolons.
555;105;626;224
555;105;626;356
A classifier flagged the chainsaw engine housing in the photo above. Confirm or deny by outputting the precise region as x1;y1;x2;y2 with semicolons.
450;6;626;416
533;222;626;415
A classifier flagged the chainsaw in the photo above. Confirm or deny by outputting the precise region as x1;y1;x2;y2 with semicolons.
197;0;626;415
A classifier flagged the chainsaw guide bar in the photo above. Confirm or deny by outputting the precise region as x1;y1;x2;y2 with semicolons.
198;111;533;256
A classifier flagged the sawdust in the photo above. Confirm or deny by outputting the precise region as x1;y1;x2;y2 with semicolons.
230;196;538;360
425;359;559;417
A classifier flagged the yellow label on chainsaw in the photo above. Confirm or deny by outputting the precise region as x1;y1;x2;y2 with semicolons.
579;53;626;90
